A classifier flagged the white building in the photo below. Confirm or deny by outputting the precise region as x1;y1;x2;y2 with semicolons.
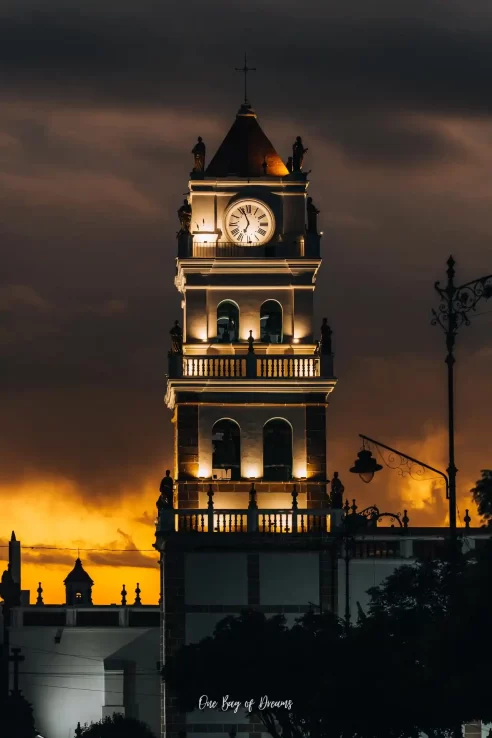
2;545;161;738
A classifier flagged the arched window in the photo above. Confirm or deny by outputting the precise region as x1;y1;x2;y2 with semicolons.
260;300;282;343
212;419;241;481
263;418;292;481
217;301;239;343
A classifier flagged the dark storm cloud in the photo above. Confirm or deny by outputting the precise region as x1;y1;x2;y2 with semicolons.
0;0;491;529
2;4;492;120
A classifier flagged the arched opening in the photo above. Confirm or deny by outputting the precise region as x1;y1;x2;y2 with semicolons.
263;418;293;481
212;419;241;481
217;301;239;343
260;300;283;343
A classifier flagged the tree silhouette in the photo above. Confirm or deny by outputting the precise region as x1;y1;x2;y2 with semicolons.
471;470;492;526
165;544;492;738
1;693;37;738
78;713;156;737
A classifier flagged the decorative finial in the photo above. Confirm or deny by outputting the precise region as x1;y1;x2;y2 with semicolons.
402;510;409;529
11;531;16;541
134;583;142;606
464;509;471;529
248;330;255;354
291;485;298;510
36;582;44;606
235;52;256;104
351;499;358;515
343;498;350;515
75;722;83;738
207;484;215;509
121;584;127;606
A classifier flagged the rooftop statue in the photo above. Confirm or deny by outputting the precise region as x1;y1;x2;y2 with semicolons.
192;136;206;172
292;136;308;172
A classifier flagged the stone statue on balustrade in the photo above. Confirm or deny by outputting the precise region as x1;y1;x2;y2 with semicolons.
192;136;206;172
292;136;308;172
330;472;344;509
177;198;192;235
170;320;183;355
306;196;320;234
320;318;332;355
157;470;174;510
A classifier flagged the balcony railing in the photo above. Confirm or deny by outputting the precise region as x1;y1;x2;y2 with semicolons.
177;239;321;259
161;507;330;535
181;355;320;379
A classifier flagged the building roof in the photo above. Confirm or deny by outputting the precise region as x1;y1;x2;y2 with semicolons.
205;103;289;178
64;558;94;585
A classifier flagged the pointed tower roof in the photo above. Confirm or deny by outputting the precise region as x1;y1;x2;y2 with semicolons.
64;558;94;585
206;103;289;178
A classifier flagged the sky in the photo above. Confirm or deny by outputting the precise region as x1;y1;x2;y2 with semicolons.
1;0;492;604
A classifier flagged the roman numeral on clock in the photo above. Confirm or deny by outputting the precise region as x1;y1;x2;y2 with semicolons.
257;228;266;236
237;232;244;241
231;228;239;236
259;222;268;227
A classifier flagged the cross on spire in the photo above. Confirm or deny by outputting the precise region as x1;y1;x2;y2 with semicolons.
235;53;256;104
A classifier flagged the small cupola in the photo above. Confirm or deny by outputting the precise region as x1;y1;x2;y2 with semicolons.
64;558;94;606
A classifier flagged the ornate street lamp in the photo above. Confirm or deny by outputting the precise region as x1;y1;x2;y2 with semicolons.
349;449;383;484
432;256;492;545
350;434;449;499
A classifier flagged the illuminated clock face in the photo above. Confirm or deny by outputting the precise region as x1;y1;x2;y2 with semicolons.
225;200;275;245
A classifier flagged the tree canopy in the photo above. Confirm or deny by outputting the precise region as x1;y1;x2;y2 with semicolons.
164;538;492;738
1;693;37;738
78;713;156;738
471;469;492;526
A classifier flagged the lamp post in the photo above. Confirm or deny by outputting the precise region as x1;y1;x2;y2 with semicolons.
431;256;492;546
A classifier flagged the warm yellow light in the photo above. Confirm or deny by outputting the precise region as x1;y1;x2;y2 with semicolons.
193;233;218;244
295;466;307;479
198;465;211;479
244;465;259;479
293;338;300;344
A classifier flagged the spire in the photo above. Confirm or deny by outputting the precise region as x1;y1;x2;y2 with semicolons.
205;106;289;178
11;531;16;541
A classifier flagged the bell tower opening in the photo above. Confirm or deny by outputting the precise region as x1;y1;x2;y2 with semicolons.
217;300;240;343
212;418;241;481
260;300;283;343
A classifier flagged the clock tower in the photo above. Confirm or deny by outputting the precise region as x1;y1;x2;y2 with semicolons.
167;100;336;505
157;99;337;738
